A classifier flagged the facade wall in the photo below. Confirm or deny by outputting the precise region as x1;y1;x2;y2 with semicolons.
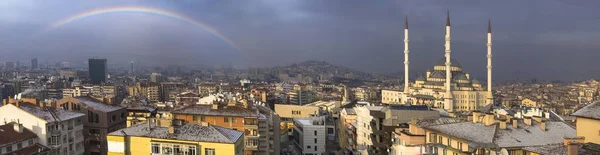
107;135;241;155
174;114;247;132
274;104;319;119
354;106;373;154
382;90;403;104
576;117;600;144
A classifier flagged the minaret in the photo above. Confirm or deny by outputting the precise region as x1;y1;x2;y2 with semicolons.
404;16;410;95
444;11;454;112
486;20;494;104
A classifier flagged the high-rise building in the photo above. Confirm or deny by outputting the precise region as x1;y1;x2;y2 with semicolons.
150;72;162;83
88;58;107;84
129;61;135;73
31;58;38;70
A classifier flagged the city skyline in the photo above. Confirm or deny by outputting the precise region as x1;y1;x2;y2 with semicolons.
1;0;600;81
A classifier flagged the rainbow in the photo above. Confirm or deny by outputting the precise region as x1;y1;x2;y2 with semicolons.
47;6;241;51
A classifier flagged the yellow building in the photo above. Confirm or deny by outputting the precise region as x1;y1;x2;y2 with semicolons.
420;112;575;154
571;101;600;144
107;119;244;155
521;98;539;107
381;89;403;104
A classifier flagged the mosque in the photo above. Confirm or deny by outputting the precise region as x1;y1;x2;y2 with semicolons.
398;12;494;113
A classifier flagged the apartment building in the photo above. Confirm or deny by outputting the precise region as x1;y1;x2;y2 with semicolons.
56;96;127;155
381;89;403;104
172;103;261;155
571;101;600;144
107;118;244;155
293;117;327;155
256;104;281;155
338;108;358;154
0;102;85;155
128;82;160;103
421;111;576;154
355;105;390;155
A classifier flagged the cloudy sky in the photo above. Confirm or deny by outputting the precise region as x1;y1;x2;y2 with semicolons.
1;0;600;81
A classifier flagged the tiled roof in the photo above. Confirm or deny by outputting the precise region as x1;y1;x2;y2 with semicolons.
109;123;243;144
571;101;600;120
422;120;576;148
0;123;38;146
18;104;84;122
172;105;258;117
74;96;125;112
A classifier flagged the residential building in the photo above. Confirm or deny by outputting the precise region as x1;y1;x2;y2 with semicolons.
56;96;127;155
355;105;390;155
0;122;51;155
293;117;327;155
382;89;403;104
571;101;600;144
160;82;185;102
338;108;358;154
289;89;310;105
421;111;576;154
150;72;162;83
256;103;281;155
120;98;157;127
128;82;160;103
88;58;107;85
172;103;261;154
0;102;85;155
198;83;218;96
391;117;462;155
106;118;244;155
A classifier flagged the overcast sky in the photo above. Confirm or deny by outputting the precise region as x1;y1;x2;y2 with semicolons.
1;0;600;81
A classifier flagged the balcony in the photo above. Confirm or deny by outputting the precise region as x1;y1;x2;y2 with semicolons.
50;130;61;136
245;145;258;150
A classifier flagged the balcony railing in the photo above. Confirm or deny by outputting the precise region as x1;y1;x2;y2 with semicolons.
50;130;61;136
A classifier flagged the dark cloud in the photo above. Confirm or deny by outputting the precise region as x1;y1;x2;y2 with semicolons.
1;0;600;81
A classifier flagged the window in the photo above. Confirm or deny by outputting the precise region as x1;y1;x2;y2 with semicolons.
205;148;215;155
327;128;334;134
193;116;198;121
314;131;317;136
314;138;317;143
201;116;206;122
28;139;34;145
224;117;229;123
231;117;236;123
187;146;196;155
315;146;317;151
174;145;182;155
7;145;12;152
17;143;22;149
447;139;451;146
111;115;117;122
151;143;160;154
162;144;173;154
307;146;311;149
121;113;125;119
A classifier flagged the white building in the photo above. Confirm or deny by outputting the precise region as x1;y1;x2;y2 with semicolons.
396;12;494;113
292;117;327;155
0;103;85;155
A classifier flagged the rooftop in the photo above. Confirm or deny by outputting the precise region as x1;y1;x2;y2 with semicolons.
109;123;243;144
422;120;576;148
17;104;84;122
522;143;600;155
571;101;600;120
0;123;37;146
172;105;258;117
74;96;125;112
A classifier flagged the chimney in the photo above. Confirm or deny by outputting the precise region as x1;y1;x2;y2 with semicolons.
472;111;481;123
499;119;507;130
201;122;209;126
540;120;546;131
484;113;495;126
563;137;585;146
567;142;578;155
147;118;154;130
512;118;519;128
168;126;175;134
211;103;218;110
13;123;23;133
524;117;532;126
